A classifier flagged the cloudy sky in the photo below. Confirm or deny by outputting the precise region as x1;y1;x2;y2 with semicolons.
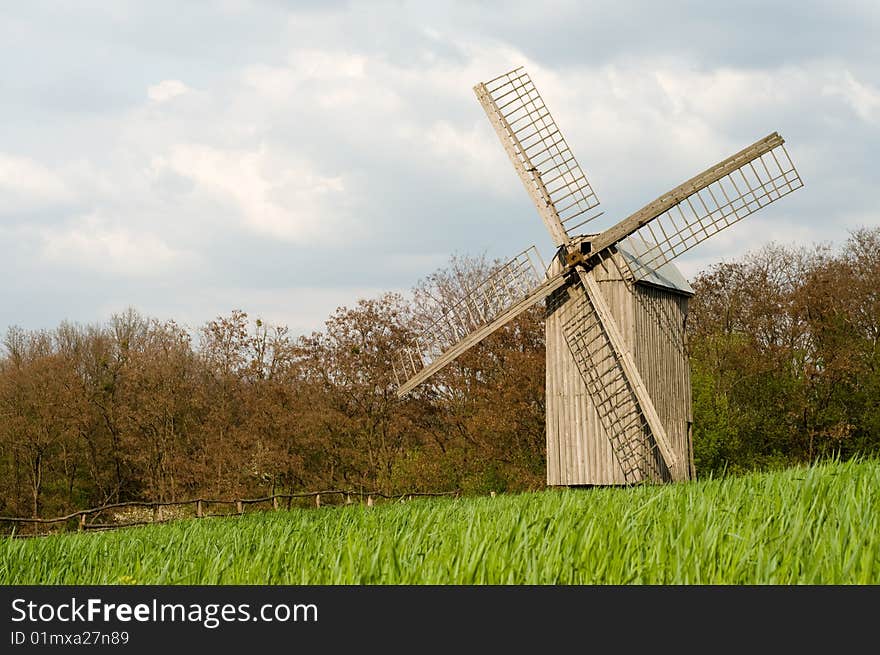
2;1;878;337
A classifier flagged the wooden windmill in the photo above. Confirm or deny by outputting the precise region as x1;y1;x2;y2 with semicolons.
393;67;804;485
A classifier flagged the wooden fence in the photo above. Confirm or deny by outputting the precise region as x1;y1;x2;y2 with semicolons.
0;489;461;537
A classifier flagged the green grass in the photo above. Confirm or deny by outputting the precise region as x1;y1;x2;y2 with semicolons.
2;458;878;584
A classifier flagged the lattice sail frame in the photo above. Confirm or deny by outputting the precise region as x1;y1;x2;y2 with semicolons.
393;247;550;391
475;67;602;246
619;137;803;280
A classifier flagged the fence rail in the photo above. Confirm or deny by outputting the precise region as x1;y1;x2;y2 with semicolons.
0;489;462;537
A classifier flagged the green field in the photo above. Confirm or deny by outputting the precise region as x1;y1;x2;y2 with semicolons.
2;458;877;584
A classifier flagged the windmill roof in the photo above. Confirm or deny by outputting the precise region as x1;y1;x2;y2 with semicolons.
616;237;695;296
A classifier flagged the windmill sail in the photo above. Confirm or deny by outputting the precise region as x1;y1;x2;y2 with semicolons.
474;67;601;247
561;268;683;482
592;133;803;280
391;65;804;487
395;247;565;396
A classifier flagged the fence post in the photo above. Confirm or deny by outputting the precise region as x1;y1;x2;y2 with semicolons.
196;499;203;518
490;491;496;498
78;513;86;532
345;494;352;505
366;495;373;507
236;500;243;515
315;494;321;509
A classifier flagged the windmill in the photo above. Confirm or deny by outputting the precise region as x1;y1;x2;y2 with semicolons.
393;67;803;485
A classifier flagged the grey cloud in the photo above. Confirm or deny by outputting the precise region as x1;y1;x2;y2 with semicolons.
0;1;877;337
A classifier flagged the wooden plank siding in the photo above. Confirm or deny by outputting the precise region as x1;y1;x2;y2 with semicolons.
545;243;694;485
632;285;694;483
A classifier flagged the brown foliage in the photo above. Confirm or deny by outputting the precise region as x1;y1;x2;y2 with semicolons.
1;228;878;517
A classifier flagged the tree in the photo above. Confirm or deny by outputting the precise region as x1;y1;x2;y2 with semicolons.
296;293;421;492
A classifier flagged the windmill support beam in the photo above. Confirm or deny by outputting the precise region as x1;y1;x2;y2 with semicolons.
397;272;568;397
577;268;682;480
591;133;784;256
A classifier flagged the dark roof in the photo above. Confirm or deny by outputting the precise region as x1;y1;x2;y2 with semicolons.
617;237;695;296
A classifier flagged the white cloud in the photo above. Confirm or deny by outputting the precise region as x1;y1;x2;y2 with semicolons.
40;214;194;277
0;154;75;210
241;51;374;107
148;79;189;103
399;120;513;197
287;49;368;80
154;143;351;242
822;70;880;123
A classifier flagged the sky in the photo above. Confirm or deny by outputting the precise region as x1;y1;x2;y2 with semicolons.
2;0;878;337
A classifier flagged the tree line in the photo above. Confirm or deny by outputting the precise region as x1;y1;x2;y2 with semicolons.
1;228;877;519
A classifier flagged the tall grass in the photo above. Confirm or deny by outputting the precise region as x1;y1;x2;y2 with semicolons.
2;458;877;584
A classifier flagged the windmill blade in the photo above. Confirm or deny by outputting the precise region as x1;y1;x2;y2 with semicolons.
474;67;601;247
395;247;566;397
591;132;804;280
561;267;684;482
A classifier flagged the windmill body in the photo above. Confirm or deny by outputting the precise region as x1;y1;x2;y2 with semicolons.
546;237;693;485
392;67;804;486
